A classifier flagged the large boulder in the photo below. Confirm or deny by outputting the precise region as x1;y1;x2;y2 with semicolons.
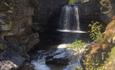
103;16;115;44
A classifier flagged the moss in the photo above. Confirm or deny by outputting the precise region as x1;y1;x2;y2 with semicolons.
89;21;103;42
0;43;6;51
68;0;77;5
0;1;14;12
68;40;86;51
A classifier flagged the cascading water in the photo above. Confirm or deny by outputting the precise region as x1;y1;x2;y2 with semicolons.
32;5;88;70
31;51;51;70
56;5;88;70
74;6;80;30
32;58;50;70
57;5;88;44
57;5;86;33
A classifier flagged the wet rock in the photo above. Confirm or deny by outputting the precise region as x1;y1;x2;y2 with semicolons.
103;16;115;44
46;48;74;65
0;50;25;70
17;63;34;70
0;50;25;65
0;60;18;70
32;58;51;70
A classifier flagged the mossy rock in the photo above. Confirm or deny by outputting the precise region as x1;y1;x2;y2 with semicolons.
0;43;7;52
68;0;77;5
0;3;10;12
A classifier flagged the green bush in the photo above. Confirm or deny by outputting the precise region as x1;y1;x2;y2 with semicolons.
89;21;103;41
0;43;6;52
102;46;115;70
68;40;86;51
68;0;77;5
0;0;14;11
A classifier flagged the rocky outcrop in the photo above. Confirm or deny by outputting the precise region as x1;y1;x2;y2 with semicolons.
0;0;68;69
83;17;115;70
0;0;39;70
103;16;115;44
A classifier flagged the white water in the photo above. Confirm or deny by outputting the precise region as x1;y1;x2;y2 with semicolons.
58;5;86;33
57;44;85;70
74;6;80;30
32;5;87;70
57;44;70;48
31;57;51;70
31;44;85;70
57;29;86;33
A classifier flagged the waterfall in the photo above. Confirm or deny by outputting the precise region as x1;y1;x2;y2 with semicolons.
58;5;72;30
58;5;86;33
74;6;80;30
32;5;89;70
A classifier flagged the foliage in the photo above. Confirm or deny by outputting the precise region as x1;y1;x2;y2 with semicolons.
83;52;106;70
83;21;115;70
67;40;86;70
0;43;4;50
68;40;86;51
75;67;83;70
68;0;77;5
89;21;103;41
83;45;115;70
0;43;6;52
88;46;115;70
0;0;14;12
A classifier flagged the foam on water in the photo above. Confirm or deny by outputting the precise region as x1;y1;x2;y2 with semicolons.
57;29;86;33
57;44;70;48
31;58;51;70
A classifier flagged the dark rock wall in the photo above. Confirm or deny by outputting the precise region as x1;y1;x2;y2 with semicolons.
33;0;68;31
76;0;115;31
32;0;68;50
0;0;114;69
0;0;68;69
78;0;101;31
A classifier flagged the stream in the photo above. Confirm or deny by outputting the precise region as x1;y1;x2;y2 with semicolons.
31;5;88;70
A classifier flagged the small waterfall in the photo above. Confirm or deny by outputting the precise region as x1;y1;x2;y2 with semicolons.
74;6;80;30
58;5;86;33
58;5;72;30
31;51;51;70
32;5;89;70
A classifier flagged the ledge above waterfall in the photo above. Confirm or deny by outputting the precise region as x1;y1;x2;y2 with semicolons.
57;29;87;33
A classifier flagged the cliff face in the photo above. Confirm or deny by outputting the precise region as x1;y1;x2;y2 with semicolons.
0;0;68;69
79;0;114;23
0;0;68;53
0;0;114;69
32;0;68;50
33;0;68;32
0;0;114;53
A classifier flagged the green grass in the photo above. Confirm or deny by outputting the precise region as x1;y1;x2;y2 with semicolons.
68;40;86;51
0;43;6;51
89;21;103;42
96;46;115;70
68;0;77;5
108;47;115;60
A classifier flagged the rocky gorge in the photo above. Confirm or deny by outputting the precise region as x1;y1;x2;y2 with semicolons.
0;0;115;70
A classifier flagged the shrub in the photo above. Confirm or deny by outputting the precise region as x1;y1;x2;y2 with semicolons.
68;0;77;5
89;21;103;42
68;40;86;51
0;43;6;52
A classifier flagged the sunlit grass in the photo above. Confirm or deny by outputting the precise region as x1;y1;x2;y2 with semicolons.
68;40;86;51
68;0;77;5
96;46;115;70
